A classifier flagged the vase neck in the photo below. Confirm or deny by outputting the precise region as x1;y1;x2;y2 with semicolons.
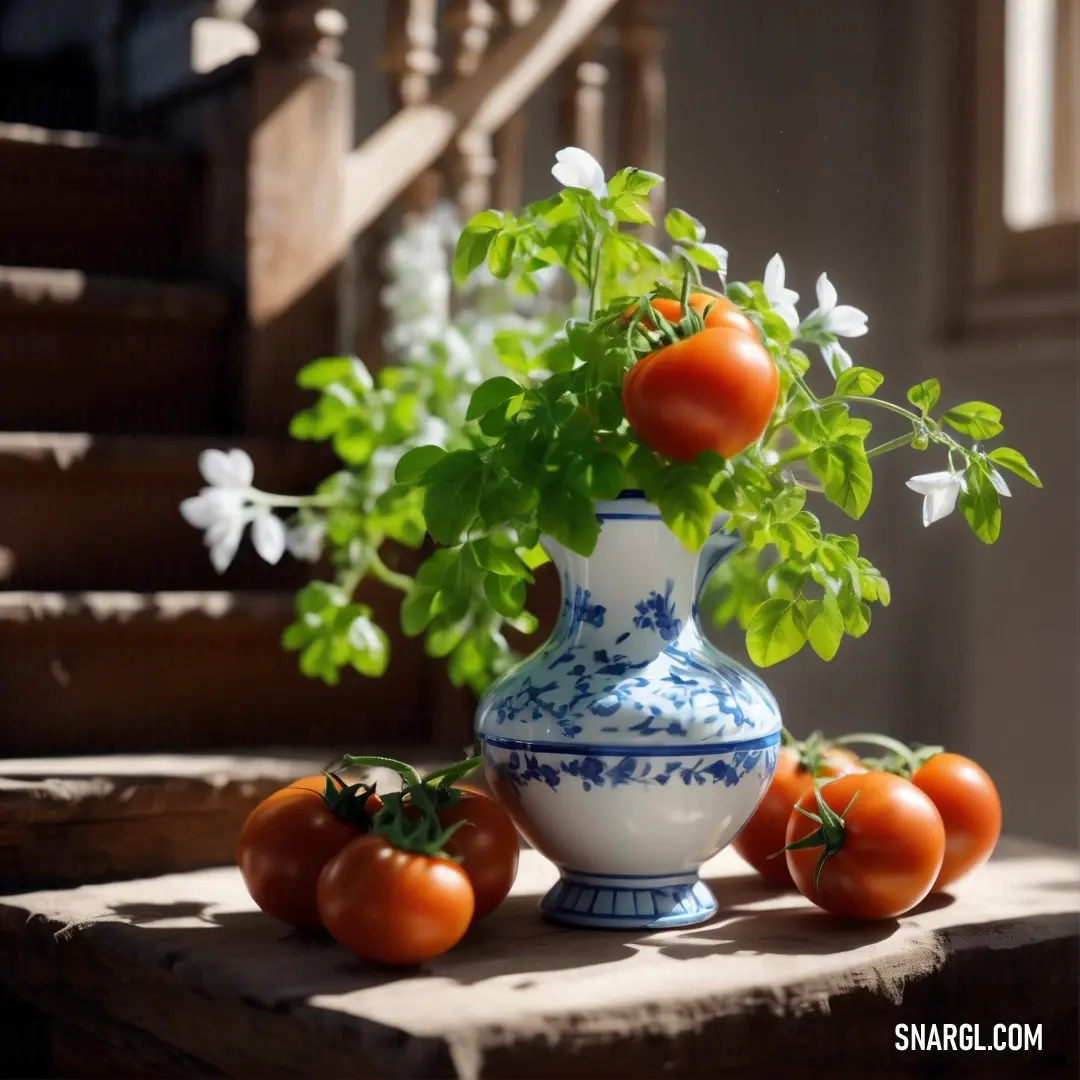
543;497;720;664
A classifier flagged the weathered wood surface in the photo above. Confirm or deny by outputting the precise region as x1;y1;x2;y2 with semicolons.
0;753;445;893
0;840;1075;1079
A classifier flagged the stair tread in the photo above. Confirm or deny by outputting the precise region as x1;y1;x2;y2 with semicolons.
0;122;197;163
0;590;297;623
0;266;231;324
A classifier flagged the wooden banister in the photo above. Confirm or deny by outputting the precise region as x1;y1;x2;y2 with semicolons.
491;0;539;211
344;0;622;238
557;34;609;164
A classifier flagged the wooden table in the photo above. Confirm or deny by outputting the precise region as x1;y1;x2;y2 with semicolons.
0;838;1077;1078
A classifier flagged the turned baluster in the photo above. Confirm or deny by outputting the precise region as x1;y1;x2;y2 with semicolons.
444;0;499;217
615;0;669;235
220;0;354;434
491;0;540;210
557;34;609;165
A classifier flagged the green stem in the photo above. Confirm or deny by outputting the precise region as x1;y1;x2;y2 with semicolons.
249;490;338;509
334;754;423;789
773;447;812;468
368;548;413;593
822;394;919;423
586;221;603;319
833;732;918;773
866;433;915;459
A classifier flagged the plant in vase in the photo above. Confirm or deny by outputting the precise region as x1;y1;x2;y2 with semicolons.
182;148;1039;931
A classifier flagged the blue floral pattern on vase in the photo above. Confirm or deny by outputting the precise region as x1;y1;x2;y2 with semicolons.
633;579;682;640
485;743;778;795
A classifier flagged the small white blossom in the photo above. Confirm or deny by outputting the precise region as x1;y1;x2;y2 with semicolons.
198;448;254;490
251;511;286;565
906;471;962;527
804;273;868;338
348;614;383;653
763;254;800;330
286;521;325;563
551;146;606;200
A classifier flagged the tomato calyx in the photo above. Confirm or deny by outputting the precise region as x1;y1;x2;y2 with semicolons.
618;275;721;359
784;779;861;893
329;753;484;860
317;772;382;829
782;726;853;777
833;733;944;779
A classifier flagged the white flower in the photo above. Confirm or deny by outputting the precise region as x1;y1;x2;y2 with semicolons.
251;511;286;565
906;471;963;527
551;146;606;199
763;254;800;330
286;521;325;563
180;449;257;573
348;614;383;653
804;273;868;337
198;448;254;489
821;340;853;378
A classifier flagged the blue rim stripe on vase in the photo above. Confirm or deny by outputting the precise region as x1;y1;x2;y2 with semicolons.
479;731;781;756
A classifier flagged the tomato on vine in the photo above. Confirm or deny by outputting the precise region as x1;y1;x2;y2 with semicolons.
237;773;381;929
785;771;945;920
621;286;779;462
316;834;474;965
733;733;865;886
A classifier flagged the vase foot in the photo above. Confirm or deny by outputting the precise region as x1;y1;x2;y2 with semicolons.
540;871;716;930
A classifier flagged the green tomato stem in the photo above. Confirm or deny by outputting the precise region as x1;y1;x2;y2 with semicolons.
249;490;338;508
822;394;920;423
866;433;916;459
335;754;423;789
832;732;918;773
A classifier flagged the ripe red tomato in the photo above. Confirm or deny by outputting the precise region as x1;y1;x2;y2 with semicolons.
733;746;865;885
316;835;475;964
236;776;380;929
630;294;758;338
436;790;519;918
785;772;945;920
910;753;1001;890
622;327;779;461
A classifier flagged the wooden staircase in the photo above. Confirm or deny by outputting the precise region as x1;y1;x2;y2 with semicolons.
0;0;669;759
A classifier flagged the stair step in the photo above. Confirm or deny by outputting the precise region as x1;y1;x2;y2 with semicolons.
0;591;429;757
0;123;203;279
0;750;450;891
0;267;233;433
0;434;336;591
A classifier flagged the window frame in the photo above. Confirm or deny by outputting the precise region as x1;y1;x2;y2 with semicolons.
954;0;1079;341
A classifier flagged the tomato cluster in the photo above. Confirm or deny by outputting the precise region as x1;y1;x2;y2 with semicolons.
237;758;519;964
733;733;1001;920
621;292;779;462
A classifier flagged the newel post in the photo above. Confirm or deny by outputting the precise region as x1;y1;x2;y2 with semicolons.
239;0;356;435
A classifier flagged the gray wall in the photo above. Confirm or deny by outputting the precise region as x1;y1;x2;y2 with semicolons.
345;0;1077;846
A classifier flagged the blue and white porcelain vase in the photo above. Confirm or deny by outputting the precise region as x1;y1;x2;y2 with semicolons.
475;491;783;930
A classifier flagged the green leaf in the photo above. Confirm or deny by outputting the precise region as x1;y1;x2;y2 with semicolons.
607;167;662;198
331;420;374;465
472;537;533;580
423;474;481;544
838;587;871;637
943;401;1003;439
401;588;436;637
487;230;517;279
812;437;873;519
746;598;807;667
958;465;1002;544
296;356;355;391
807;594;844;661
835;366;884;397
348;616;390;677
627;444;666;502
769;486;806;523
479;478;539;525
422;449;483;483
987;446;1042;487
466;376;524;421
659;475;718;551
395;444;447;484
906;378;940;415
610;193;653;225
483;573;527;618
538;486;601;555
453;210;501;282
576;452;625;501
664;208;705;243
681;242;727;273
426;615;470;658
